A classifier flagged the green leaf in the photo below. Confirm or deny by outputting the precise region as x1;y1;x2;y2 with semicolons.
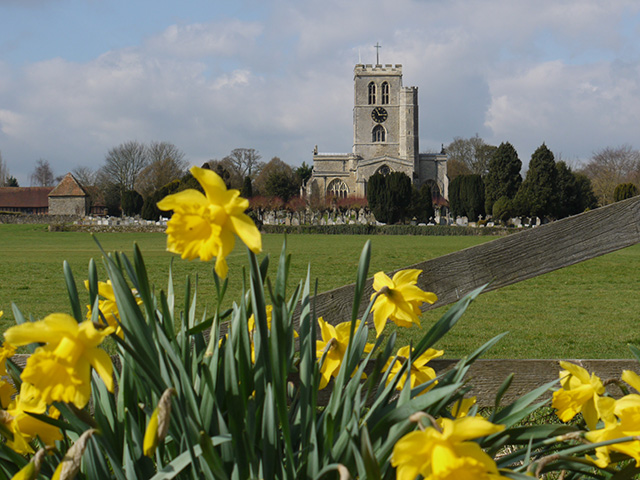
490;378;558;428
63;260;83;322
351;240;371;324
494;373;514;410
360;425;381;480
629;343;640;363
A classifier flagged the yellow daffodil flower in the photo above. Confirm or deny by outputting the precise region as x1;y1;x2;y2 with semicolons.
143;388;175;457
622;370;640;393
0;342;16;409
451;396;477;418
0;396;62;454
4;314;115;409
552;361;615;429
316;317;373;389
585;406;640;468
157;166;262;278
583;370;640;467
248;305;273;332
370;269;437;337
384;345;443;395
84;279;142;338
391;416;506;480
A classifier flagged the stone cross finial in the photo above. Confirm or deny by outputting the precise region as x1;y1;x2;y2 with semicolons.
374;42;382;65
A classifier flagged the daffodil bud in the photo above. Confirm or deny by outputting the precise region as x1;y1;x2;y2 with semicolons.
143;388;175;457
52;429;97;480
11;448;46;480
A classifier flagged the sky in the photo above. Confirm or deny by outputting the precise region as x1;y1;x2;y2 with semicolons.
1;0;640;186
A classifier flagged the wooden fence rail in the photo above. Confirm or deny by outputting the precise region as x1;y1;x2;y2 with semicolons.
305;194;640;326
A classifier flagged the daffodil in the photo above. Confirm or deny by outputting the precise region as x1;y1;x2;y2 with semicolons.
391;416;507;480
4;314;115;409
316;317;373;389
157;166;262;278
584;370;640;467
585;406;640;467
84;280;142;338
0;396;62;454
370;269;437;337
385;345;443;395
451;396;477;418
0;342;16;408
552;361;615;429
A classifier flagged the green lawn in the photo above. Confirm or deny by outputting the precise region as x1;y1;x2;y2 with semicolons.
1;223;638;359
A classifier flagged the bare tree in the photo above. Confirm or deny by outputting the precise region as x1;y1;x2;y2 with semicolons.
99;141;149;192
30;159;55;186
223;148;264;180
72;166;97;187
446;135;496;179
0;151;8;186
135;142;188;198
580;145;640;205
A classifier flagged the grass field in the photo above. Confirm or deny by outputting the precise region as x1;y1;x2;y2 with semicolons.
1;223;638;359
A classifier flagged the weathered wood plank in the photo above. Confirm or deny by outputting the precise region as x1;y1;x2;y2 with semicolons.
309;195;640;326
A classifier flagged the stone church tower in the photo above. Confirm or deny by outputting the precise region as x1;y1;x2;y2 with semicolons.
308;63;448;201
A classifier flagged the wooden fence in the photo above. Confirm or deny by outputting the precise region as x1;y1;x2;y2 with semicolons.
304;195;640;405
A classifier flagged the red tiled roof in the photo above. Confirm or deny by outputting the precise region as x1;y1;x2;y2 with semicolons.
0;187;53;208
48;173;87;197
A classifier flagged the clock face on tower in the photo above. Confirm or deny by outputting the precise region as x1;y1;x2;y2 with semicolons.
371;107;388;123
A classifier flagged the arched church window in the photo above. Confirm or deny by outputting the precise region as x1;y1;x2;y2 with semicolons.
368;82;376;105
372;125;385;142
381;82;389;105
327;179;349;198
375;165;391;176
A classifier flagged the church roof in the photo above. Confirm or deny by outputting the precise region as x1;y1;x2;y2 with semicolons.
48;173;88;197
0;187;53;208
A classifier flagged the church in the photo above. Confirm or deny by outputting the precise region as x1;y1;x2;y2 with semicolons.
307;62;448;202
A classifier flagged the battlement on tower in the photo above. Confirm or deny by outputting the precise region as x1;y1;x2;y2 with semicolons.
354;64;402;74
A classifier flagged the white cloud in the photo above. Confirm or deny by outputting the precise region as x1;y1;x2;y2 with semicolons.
2;0;640;183
146;20;263;58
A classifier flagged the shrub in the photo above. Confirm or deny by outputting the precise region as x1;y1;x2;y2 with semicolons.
492;195;514;224
614;182;639;202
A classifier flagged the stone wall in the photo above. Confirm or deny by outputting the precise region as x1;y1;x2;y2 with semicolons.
0;213;80;224
49;196;88;216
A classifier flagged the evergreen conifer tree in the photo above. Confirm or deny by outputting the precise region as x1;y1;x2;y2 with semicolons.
484;142;522;214
366;171;412;224
517;144;558;219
